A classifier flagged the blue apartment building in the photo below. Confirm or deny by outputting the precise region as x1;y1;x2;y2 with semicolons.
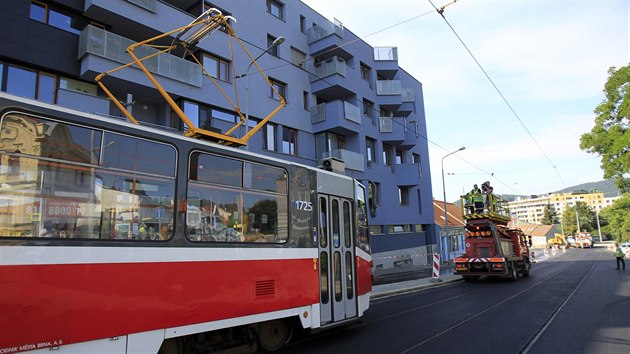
0;0;436;270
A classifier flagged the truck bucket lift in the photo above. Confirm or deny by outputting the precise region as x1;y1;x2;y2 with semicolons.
95;8;286;146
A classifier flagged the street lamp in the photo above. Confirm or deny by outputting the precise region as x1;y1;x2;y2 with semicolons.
441;146;465;262
237;36;285;143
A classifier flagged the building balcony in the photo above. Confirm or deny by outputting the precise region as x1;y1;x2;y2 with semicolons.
307;20;344;44
379;116;405;144
374;47;399;79
309;57;354;100
78;25;202;87
376;80;402;110
392;163;421;186
310;100;361;134
307;20;349;58
401;123;419;148
322;149;365;172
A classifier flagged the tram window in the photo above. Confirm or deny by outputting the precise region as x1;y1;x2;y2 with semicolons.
187;152;288;244
0;113;101;164
334;251;342;302
190;153;241;187
319;197;327;247
102;133;176;177
343;200;351;248
320;251;329;304
0;157;174;240
244;162;287;193
186;185;288;243
332;199;340;248
345;251;354;299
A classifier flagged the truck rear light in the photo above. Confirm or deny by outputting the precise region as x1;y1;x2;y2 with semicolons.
491;263;504;271
455;264;468;271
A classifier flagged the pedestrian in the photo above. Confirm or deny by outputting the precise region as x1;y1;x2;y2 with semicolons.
615;242;625;270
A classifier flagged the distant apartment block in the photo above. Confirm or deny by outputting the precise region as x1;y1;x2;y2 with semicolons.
509;192;620;224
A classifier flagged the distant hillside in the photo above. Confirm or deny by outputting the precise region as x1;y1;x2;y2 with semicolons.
554;180;620;198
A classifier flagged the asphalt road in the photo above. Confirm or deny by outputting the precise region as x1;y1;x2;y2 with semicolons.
276;245;630;354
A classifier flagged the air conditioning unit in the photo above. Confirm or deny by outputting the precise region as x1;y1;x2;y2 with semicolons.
319;157;345;174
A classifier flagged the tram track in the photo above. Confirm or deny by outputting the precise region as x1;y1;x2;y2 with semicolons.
399;251;602;354
277;249;602;354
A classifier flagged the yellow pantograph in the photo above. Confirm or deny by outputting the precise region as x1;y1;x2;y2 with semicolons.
95;8;285;146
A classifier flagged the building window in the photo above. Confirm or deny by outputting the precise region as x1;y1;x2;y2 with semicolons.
264;123;276;151
360;62;372;87
366;138;376;163
30;1;81;35
37;72;57;104
395;149;404;164
363;99;374;118
290;47;306;68
267;0;284;20
383;143;393;166
3;64;57;103
270;78;286;101
267;35;281;57
412;153;422;177
303;91;309;110
183;100;201;127
282;127;297;156
203;53;230;82
300;15;306;33
399;186;409;206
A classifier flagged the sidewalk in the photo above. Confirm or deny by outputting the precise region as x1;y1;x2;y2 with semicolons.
371;267;461;299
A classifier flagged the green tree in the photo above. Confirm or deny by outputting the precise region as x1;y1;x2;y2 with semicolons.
599;193;630;243
541;203;559;225
561;202;597;235
580;64;630;193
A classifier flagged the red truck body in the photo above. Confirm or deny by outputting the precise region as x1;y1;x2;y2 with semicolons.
454;194;531;280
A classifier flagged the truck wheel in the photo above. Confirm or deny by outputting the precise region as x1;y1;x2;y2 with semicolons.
509;262;518;280
521;261;531;277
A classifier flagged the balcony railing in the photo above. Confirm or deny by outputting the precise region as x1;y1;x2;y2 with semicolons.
310;101;361;125
379;116;393;133
376;80;402;95
125;0;156;12
307;19;344;44
78;25;202;87
323;149;365;172
402;88;415;102
310;56;346;81
374;47;398;61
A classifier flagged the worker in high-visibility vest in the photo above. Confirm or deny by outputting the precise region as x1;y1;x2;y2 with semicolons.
467;184;483;213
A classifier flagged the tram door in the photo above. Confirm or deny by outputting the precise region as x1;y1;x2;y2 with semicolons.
318;194;357;325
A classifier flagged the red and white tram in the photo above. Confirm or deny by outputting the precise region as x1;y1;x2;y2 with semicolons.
0;93;372;353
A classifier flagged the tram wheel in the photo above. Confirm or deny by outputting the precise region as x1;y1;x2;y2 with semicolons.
258;319;290;352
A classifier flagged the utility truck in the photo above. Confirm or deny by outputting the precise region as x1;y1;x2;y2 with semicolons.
454;192;531;280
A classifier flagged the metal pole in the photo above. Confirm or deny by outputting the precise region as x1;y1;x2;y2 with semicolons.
441;147;465;263
596;210;602;241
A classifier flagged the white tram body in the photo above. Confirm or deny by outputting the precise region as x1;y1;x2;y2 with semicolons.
0;93;372;353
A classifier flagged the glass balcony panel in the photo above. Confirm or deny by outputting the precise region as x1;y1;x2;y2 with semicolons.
376;80;402;95
323;149;364;172
79;25;201;87
402;88;415;102
373;47;398;61
307;20;344;43
380;116;393;133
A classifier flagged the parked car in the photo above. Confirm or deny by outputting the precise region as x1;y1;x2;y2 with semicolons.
620;242;630;258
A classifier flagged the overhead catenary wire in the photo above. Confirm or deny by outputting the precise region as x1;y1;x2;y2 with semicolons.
124;3;522;193
427;0;566;189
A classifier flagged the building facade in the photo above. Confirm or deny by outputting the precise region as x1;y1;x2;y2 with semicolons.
0;0;435;268
433;200;466;262
509;192;619;224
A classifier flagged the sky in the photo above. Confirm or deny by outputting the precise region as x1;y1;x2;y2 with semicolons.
301;0;629;202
